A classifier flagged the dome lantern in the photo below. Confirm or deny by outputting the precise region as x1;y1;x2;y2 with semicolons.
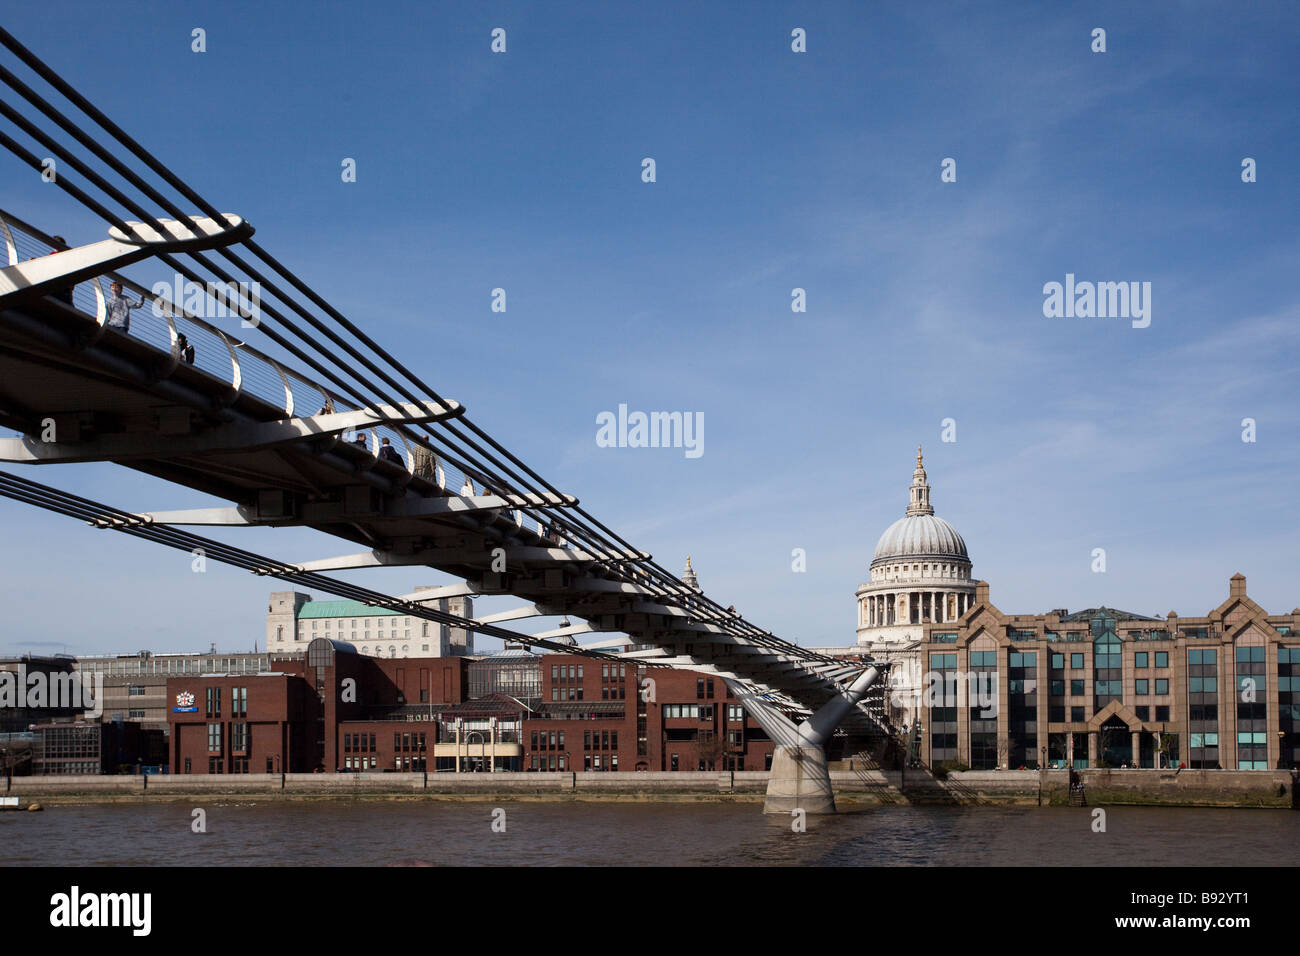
907;444;934;516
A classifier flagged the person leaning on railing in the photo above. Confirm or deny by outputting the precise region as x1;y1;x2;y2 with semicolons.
105;280;145;333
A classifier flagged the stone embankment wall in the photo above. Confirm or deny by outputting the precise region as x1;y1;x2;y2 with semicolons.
6;768;1294;808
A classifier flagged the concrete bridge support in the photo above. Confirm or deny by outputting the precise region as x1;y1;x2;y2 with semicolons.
764;745;836;814
726;665;880;815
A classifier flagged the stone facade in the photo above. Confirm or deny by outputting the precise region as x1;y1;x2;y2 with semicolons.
851;448;975;731
918;574;1300;771
266;588;474;659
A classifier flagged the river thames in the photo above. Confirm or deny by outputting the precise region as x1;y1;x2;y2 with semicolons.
3;802;1296;866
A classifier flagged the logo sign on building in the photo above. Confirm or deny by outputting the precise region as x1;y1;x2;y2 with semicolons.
173;691;197;713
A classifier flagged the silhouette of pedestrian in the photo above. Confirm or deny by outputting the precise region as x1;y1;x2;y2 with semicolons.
379;437;405;468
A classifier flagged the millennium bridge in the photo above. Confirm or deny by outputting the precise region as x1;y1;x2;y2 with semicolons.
0;28;890;812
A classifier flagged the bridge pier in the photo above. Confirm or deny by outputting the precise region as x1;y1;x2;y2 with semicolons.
726;664;881;815
764;744;835;815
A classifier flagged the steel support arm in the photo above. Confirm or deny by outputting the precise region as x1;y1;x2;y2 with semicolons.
0;215;251;302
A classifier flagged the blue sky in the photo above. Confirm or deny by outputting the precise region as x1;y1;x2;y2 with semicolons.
1;0;1298;656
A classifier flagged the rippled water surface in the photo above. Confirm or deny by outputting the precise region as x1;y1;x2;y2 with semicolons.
2;802;1295;866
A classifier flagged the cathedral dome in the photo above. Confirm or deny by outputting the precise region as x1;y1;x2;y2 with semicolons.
869;446;971;569
872;514;968;565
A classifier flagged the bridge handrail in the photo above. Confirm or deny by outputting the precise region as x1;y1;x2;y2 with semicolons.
0;207;480;495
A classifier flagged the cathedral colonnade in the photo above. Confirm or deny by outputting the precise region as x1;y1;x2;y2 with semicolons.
864;590;974;627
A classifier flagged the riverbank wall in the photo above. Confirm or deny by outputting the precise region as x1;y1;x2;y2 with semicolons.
7;768;1294;808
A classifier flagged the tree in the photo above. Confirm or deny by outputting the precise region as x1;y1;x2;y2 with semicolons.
696;727;729;770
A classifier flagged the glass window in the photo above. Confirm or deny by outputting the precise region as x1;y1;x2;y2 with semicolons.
1155;678;1169;695
1070;653;1084;669
1134;652;1148;668
1135;679;1149;695
1155;652;1169;668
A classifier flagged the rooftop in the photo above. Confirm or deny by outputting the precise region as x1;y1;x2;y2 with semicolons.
1059;607;1161;623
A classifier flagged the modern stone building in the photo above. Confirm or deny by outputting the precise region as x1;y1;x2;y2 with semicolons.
266;588;474;658
918;574;1300;771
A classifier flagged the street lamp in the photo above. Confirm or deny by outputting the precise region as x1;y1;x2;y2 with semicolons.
1038;746;1046;806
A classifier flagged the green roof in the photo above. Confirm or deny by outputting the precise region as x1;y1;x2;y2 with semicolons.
298;600;402;620
1060;606;1159;623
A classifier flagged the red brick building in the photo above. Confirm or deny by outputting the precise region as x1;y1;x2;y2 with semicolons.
521;655;774;772
167;640;468;773
167;640;775;774
315;639;466;772
166;667;315;774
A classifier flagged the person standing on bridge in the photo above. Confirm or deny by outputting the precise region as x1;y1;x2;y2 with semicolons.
105;280;145;333
378;437;405;468
412;434;437;480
